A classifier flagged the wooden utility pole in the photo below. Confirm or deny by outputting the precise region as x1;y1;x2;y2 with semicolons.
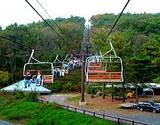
80;51;85;103
103;83;106;99
122;61;125;103
80;26;90;105
135;82;138;104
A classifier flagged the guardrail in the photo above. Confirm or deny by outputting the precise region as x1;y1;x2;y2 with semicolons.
37;99;149;125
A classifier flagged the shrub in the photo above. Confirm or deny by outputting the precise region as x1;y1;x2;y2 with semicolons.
14;91;25;99
13;91;38;101
46;81;63;93
86;85;98;94
46;69;81;93
153;76;160;83
0;71;11;87
24;92;38;101
63;81;73;92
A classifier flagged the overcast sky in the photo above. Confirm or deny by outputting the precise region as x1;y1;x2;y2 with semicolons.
0;0;160;28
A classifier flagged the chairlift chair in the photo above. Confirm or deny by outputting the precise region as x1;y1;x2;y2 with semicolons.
85;41;124;83
23;49;54;84
53;55;65;68
53;55;68;76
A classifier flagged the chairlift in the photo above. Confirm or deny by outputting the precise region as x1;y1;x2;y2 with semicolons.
53;54;69;77
85;41;123;83
23;49;54;84
53;55;63;69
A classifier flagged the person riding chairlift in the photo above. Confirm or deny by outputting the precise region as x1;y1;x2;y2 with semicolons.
36;71;42;86
24;71;32;88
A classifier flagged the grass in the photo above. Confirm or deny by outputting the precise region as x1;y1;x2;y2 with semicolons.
0;95;116;125
67;95;80;102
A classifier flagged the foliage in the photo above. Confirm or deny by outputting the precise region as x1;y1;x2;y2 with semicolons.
90;13;160;83
0;96;115;125
0;16;85;82
153;77;160;83
46;81;63;93
0;71;11;87
1;91;38;101
1;13;160;86
86;85;101;94
46;69;81;93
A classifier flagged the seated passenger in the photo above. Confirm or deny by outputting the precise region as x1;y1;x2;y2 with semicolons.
24;71;32;88
31;75;37;83
36;71;42;86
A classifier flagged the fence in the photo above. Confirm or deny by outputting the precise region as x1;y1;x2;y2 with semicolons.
37;99;149;125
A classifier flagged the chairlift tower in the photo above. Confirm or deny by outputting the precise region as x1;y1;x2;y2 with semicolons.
79;26;90;106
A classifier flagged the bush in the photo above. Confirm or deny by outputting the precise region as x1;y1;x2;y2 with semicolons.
153;76;160;83
14;91;25;99
46;81;63;93
14;91;38;101
24;92;38;101
46;69;81;93
86;85;100;94
63;81;73;92
0;71;11;87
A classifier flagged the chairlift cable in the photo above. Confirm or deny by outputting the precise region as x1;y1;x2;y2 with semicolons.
34;0;73;49
35;0;64;34
84;1;131;83
106;0;131;39
25;0;62;49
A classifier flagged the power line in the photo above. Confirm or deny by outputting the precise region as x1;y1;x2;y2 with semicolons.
106;0;131;39
25;0;62;49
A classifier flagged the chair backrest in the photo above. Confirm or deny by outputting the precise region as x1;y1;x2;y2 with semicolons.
43;75;53;84
85;56;123;83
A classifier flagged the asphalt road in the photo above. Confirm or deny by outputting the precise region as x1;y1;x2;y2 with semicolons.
102;109;160;125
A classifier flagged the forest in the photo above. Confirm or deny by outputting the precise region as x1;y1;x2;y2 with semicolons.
0;13;160;87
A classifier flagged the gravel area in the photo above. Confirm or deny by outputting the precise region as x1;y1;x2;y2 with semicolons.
39;94;76;105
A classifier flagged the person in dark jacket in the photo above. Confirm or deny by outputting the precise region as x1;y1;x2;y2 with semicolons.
24;71;32;88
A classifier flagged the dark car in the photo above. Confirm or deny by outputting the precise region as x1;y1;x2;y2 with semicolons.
137;101;160;113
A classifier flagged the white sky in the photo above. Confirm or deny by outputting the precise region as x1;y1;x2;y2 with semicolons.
0;0;160;28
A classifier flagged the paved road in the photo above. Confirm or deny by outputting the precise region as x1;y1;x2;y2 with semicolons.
0;120;10;125
101;110;160;125
40;94;160;125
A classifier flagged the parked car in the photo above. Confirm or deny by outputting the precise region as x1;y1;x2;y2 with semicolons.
137;101;160;113
142;88;154;96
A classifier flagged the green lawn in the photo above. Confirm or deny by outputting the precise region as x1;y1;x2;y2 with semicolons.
0;95;116;125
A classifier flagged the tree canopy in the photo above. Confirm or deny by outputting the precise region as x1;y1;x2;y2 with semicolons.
0;16;85;82
90;13;160;83
0;13;160;84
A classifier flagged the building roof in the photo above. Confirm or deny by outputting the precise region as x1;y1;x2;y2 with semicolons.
1;80;51;94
